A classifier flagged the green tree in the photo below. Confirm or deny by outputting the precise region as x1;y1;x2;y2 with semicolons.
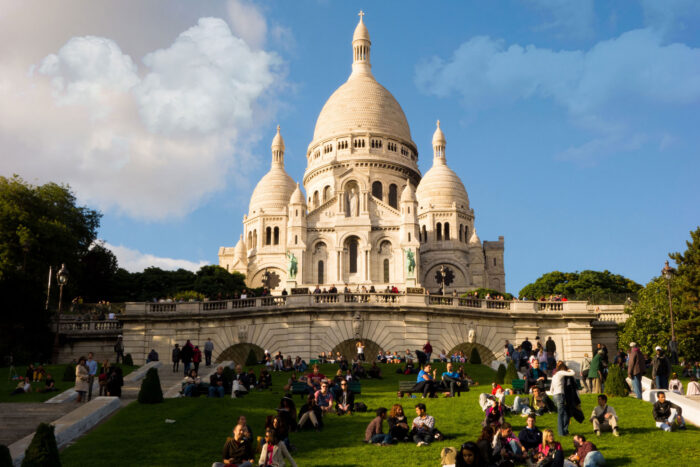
669;227;700;359
193;265;246;299
518;270;642;302
604;364;629;398
469;347;482;364
505;360;518;384
494;364;506;384
138;367;163;404
21;423;60;467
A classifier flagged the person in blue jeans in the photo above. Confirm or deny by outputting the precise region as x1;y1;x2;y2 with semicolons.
551;361;575;436
413;363;437;398
365;407;393;445
563;434;605;467
208;366;226;398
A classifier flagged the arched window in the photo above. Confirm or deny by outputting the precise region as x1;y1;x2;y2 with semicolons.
388;184;398;208
444;222;450;241
323;185;331;202
348;238;358;273
273;227;279;245
436;222;442;241
459;224;463;242
383;259;390;283
313;191;319;208
422;225;427;243
464;226;469;243
318;260;324;284
493;257;497;266
265;227;271;245
253;229;257;247
408;232;411;242
248;231;252;247
372;181;383;200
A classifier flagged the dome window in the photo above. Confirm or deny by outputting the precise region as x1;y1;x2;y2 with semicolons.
324;144;333;154
436;222;442;241
372;181;383;200
265;227;272;246
338;140;348;150
421;225;427;243
388;184;398;208
353;139;366;148
444;222;450;241
273;227;280;245
371;139;382;149
387;142;397;152
400;147;408;156
323;186;332;202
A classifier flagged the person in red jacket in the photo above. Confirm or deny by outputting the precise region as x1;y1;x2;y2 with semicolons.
423;341;433;361
193;345;202;373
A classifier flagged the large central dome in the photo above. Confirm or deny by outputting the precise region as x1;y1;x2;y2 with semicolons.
310;13;414;147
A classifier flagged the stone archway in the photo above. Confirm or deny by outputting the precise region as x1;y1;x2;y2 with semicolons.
447;342;497;365
331;338;381;362
217;343;265;366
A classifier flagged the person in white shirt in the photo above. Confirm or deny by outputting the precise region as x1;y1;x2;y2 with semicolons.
591;394;619;437
686;376;700;396
668;372;683;395
550;361;576;436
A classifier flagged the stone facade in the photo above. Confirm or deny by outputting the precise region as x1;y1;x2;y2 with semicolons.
219;14;505;294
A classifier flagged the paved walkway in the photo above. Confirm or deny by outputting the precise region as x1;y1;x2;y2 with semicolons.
0;402;75;446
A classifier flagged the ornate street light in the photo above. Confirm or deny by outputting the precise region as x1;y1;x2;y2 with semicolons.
52;264;69;362
661;260;676;343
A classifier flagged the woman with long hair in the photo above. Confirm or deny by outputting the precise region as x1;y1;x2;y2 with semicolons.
456;441;487;467
387;404;409;441
551;361;575;436
75;356;89;403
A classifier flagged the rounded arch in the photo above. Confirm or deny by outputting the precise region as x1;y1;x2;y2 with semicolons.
249;266;285;288
422;261;469;292
341;177;366;192
331;338;382;362
217;342;264;366
447;342;497;365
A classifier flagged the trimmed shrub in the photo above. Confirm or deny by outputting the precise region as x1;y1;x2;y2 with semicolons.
123;354;134;366
138;368;163;404
62;365;75;382
604;364;629;398
495;364;506;384
469;347;482;364
505;360;518;385
245;349;258;367
21;423;60;467
0;444;12;467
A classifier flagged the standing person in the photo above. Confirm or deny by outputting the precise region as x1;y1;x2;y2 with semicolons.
180;340;194;376
504;340;514;362
545;337;557;372
588;350;603;394
365;407;393;445
521;337;533;359
98;360;110;396
423;340;433;362
85;352;98;401
590;394;619;437
580;353;592;393
551;361;576;436
204;338;214;367
114;335;124;364
193;345;202;373
652;346;671;390
75;356;89;403
106;366;123;397
411;403;436;446
171;343;180;373
627;342;645;399
356;340;365;362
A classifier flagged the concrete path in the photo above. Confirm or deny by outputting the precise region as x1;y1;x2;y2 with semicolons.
0;402;75;447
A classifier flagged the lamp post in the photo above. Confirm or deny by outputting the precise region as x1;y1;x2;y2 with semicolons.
262;268;270;291
52;264;69;362
661;260;676;342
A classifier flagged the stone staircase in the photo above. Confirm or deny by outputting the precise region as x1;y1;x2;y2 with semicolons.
0;403;75;447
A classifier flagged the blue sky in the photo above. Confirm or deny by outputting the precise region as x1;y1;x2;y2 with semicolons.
1;0;699;294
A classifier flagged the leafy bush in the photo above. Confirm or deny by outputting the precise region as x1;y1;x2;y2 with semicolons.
123;354;134;366
604;364;629;398
138;368;163;404
469;347;482;364
173;290;205;301
21;423;60;467
245;348;258;366
0;444;12;467
505;360;519;385
62;365;75;382
495;364;506;384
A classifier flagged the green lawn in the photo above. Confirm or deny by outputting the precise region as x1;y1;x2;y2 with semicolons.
60;363;698;467
1;364;137;403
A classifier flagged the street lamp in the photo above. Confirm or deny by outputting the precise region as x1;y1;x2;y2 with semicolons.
661;260;676;343
52;264;69;362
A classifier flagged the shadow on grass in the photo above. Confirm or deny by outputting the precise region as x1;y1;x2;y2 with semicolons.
605;456;634;466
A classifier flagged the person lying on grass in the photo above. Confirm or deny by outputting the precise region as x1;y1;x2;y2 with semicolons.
365;407;393;445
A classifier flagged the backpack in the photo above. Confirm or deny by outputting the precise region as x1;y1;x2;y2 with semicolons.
354;402;368;412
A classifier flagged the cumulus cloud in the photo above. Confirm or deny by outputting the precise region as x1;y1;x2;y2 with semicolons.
525;0;595;38
0;16;283;219
415;28;700;161
105;242;208;272
227;0;268;49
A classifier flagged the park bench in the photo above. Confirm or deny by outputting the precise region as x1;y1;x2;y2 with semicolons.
180;381;210;397
398;380;418;396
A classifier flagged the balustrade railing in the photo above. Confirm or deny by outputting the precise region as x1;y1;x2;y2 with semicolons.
537;302;563;311
486;300;510;310
59;320;122;333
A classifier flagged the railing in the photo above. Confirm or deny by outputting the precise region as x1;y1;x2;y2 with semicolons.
537;302;563;311
58;319;123;334
486;300;510;310
150;303;176;312
64;302;125;316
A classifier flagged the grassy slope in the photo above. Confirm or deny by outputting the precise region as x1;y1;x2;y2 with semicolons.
0;364;137;403
60;363;698;467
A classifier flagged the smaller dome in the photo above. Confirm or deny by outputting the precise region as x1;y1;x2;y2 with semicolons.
400;178;416;203
469;228;481;244
248;168;296;214
271;125;284;152
432;120;445;146
234;235;246;259
353;12;370;42
289;183;306;205
416;164;470;211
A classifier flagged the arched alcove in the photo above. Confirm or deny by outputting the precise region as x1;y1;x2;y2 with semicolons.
217;343;265;366
331;338;382;362
447;342;497;365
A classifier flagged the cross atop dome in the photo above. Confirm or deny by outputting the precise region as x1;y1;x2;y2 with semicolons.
358;10;364;20
352;10;371;75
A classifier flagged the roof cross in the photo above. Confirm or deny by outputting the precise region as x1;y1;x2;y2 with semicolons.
358;10;365;20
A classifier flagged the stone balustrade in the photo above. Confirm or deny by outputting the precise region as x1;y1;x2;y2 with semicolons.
58;318;123;335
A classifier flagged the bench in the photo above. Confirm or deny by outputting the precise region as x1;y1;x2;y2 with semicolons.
181;381;210;397
511;379;526;394
398;380;417;395
291;381;362;399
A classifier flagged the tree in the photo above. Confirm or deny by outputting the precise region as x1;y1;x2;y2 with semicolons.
495;364;506;384
76;242;119;302
505;360;518;385
21;423;60;467
0;444;12;467
604;364;629;398
193;265;246;299
138;367;163;404
245;348;258;366
669;227;700;359
469;347;482;364
518;270;642;302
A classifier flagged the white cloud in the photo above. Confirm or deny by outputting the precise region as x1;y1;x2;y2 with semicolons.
227;0;267;49
415;28;700;162
105;242;208;273
525;0;595;38
0;16;284;219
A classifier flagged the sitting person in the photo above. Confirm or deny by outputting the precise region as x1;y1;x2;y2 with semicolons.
306;365;326;392
532;428;563;467
365;407;393;445
40;373;58;393
687;376;700;396
11;377;31;395
277;396;297;433
668;372;683;395
246;369;258;389
412;363;438;398
237;415;254;443
476;426;495;466
208;366;227;398
231;364;249;397
491;422;526;464
454;442;488;467
335;380;355;415
212;423;254;467
478;391;505;413
441;362;468;397
265;414;291;451
368;361;382;379
314;381;334;415
517;414;542;452
293;356;306;372
411;403;436;446
652;391;686;431
146;349;159;363
283;372;298;392
388;404;410;442
257;368;272;390
183;369;201;397
258;428;297;467
352;360;367;379
590;394;619;437
513;386;555;416
526;359;548;392
33;365;46;382
483;398;506;429
298;394;322;430
563;434;604;467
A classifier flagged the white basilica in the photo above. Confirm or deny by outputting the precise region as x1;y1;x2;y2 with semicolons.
219;13;505;293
